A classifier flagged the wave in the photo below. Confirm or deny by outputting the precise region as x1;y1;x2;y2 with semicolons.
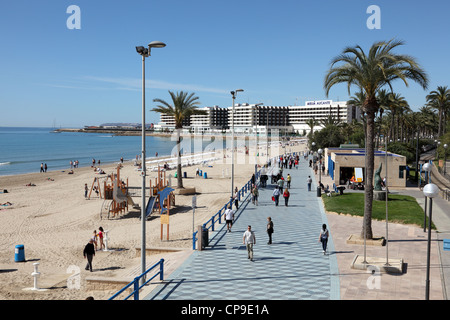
0;162;11;166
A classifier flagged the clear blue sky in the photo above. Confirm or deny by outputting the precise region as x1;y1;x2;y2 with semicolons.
1;0;449;127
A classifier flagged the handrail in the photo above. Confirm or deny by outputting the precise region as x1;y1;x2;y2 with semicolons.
192;169;262;250
108;258;164;300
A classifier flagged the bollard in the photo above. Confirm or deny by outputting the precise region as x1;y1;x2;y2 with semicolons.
103;230;110;251
31;263;40;290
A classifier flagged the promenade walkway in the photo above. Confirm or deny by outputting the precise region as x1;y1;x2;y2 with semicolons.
142;155;450;301
144;158;340;300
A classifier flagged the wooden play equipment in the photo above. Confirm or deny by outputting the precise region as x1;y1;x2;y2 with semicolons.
88;177;103;199
145;166;175;240
100;165;131;220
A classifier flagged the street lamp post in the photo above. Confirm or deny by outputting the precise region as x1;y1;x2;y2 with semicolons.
384;135;389;266
422;162;432;232
266;109;272;165
136;41;165;284
423;183;439;300
317;148;323;197
230;89;243;202
444;144;448;176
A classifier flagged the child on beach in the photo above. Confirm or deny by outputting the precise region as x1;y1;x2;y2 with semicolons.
91;230;98;251
98;227;105;251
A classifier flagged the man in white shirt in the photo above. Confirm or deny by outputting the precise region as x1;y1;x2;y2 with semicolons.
243;225;256;261
224;205;235;232
307;176;312;191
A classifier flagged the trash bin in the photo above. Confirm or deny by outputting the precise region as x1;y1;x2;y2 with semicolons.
317;186;321;197
15;244;25;262
202;228;209;249
183;172;187;178
199;170;202;176
203;172;207;179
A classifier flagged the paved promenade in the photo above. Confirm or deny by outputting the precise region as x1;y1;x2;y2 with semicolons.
144;156;450;300
145;159;340;300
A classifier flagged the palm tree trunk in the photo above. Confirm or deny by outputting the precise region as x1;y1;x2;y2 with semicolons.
176;128;183;188
361;99;376;239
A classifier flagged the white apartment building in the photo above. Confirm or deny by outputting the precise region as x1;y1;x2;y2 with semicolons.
289;100;358;134
155;100;360;134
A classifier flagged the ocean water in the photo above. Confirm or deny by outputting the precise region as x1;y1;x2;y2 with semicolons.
0;127;222;176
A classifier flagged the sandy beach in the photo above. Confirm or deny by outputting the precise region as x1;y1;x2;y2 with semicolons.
0;139;307;300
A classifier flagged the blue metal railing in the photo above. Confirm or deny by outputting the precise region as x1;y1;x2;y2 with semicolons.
108;258;164;300
193;169;262;250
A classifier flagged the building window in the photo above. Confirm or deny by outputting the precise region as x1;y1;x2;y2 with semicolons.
399;165;406;179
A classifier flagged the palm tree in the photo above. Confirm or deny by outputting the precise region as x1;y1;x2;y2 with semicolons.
152;91;206;188
324;39;428;239
305;117;318;148
426;86;450;137
418;105;438;137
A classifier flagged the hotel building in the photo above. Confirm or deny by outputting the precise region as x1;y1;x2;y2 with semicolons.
155;100;360;134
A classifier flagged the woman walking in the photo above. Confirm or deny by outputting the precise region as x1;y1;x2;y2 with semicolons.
267;217;274;244
283;188;290;207
318;224;329;255
272;187;281;206
252;186;259;206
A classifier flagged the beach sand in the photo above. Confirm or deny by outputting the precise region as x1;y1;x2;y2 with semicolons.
0;140;307;300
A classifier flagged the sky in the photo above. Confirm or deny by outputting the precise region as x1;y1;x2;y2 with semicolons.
1;0;449;128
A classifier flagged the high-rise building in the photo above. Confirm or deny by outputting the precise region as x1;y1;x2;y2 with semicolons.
155;100;360;134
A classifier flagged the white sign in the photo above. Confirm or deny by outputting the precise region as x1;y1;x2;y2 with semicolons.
306;100;332;106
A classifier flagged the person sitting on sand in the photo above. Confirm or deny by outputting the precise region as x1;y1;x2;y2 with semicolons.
25;183;36;186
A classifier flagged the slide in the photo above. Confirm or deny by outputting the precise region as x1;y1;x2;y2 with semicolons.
145;196;156;219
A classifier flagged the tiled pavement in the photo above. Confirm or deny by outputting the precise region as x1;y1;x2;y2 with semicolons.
144;159;340;300
143;156;450;300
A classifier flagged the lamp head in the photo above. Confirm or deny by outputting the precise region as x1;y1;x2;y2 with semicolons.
136;46;149;56
148;41;166;48
423;183;439;198
423;163;432;172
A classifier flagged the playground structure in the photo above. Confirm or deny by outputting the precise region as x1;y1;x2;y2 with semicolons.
99;165;175;234
99;165;134;220
145;166;175;240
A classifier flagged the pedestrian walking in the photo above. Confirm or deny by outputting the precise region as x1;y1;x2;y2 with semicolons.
267;217;274;244
287;174;291;188
84;183;88;198
272;187;281;206
283;188;290;206
318;224;329;255
44;163;47;172
307;176;312;191
277;177;284;189
252;186;259;206
83;239;96;272
243;225;256;261
224;205;235;232
40;163;44;173
234;189;239;210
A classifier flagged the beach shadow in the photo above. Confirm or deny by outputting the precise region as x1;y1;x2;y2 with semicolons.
95;266;124;272
0;269;17;274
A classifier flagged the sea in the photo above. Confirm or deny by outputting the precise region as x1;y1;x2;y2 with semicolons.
0;127;225;177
